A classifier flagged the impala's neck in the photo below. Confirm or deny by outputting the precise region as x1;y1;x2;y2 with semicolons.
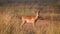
36;11;40;17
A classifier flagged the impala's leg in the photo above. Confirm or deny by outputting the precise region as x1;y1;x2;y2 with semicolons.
32;20;35;28
20;19;25;27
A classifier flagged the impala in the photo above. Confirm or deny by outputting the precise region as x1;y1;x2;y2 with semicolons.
20;11;40;27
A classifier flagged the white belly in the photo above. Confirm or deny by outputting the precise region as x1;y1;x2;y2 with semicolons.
26;19;33;23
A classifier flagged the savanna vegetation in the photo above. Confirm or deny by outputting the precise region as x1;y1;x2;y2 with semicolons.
0;3;60;34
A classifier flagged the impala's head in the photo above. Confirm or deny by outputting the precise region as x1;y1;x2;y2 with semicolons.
34;9;40;16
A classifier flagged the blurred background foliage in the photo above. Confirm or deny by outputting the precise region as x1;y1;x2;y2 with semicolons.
0;0;60;34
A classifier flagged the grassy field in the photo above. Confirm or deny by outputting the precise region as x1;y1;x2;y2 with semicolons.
0;4;60;34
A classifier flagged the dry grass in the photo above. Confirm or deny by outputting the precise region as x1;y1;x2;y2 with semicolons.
0;4;60;34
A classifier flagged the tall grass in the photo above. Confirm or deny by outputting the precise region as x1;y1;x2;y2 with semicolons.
0;4;60;34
